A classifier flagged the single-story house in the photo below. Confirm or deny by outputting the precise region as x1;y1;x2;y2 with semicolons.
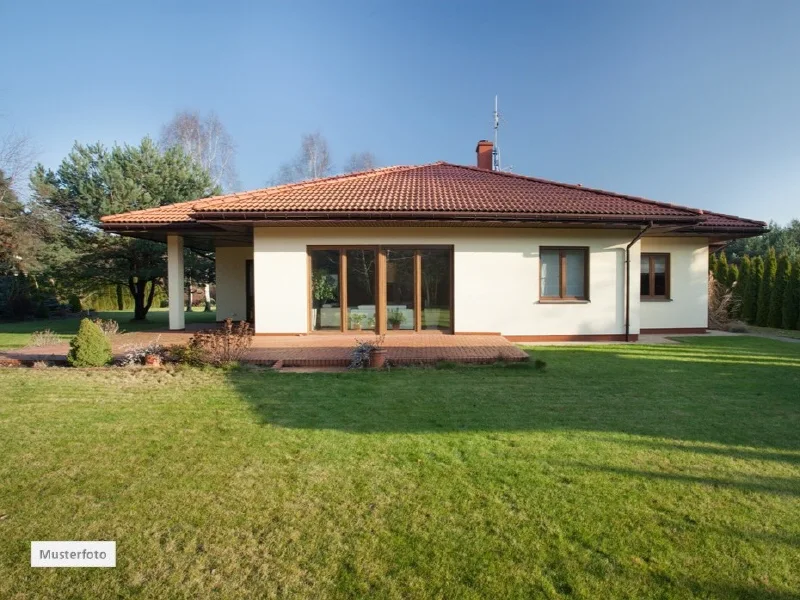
100;140;766;341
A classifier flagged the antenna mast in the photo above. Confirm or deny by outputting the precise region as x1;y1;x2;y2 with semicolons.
492;95;501;171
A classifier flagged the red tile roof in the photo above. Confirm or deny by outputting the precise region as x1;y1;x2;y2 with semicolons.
100;162;766;232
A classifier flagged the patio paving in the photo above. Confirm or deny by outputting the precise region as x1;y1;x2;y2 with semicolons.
1;331;529;367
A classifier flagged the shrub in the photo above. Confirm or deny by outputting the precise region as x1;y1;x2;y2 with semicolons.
756;248;777;326
727;320;749;333
768;255;791;328
782;259;800;330
119;337;165;367
34;303;50;319
743;256;764;323
188;319;252;366
67;318;113;367
733;255;751;319
709;274;737;331
68;295;82;313
93;318;119;338
29;329;62;347
714;253;729;287
166;343;206;367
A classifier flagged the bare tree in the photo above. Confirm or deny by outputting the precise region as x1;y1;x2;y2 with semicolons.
0;131;36;204
343;151;377;174
160;110;239;191
273;131;333;184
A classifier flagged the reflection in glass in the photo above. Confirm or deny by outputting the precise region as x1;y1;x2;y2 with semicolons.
385;249;415;330
346;249;376;331
421;249;451;331
310;249;340;331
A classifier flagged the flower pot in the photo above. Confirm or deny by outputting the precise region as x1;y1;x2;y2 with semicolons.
369;348;387;369
144;353;162;367
391;323;400;330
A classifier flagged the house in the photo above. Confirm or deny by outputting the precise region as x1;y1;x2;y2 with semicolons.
100;141;766;341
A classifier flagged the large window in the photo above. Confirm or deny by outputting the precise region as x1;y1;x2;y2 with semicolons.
308;246;453;333
641;253;670;299
539;247;589;301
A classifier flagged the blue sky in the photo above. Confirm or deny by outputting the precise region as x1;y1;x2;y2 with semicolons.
2;0;799;223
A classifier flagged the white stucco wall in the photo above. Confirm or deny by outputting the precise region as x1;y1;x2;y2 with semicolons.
639;237;709;331
215;245;253;321
252;227;646;336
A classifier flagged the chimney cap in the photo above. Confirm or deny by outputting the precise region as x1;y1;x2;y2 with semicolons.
475;139;493;151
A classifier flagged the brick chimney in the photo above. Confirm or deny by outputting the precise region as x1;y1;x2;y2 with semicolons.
476;140;493;170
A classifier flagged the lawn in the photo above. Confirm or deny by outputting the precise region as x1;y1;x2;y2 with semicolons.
0;309;217;350
1;336;798;599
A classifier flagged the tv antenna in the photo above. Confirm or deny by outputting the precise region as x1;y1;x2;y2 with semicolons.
492;95;511;172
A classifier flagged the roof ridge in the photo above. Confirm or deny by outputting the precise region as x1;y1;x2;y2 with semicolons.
438;162;706;218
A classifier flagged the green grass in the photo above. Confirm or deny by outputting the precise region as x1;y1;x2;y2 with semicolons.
0;309;217;350
745;325;800;340
1;336;799;598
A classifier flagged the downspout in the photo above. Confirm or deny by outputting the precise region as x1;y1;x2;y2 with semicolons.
625;222;653;342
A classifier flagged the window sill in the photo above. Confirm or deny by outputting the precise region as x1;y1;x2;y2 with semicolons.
538;299;590;304
640;298;673;302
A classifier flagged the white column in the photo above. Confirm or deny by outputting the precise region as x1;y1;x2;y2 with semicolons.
167;235;185;330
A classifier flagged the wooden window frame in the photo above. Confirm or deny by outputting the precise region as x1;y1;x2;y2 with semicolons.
640;253;671;300
307;245;454;334
539;246;590;302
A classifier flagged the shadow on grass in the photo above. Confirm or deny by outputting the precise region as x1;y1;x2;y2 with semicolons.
568;462;800;497
226;337;800;451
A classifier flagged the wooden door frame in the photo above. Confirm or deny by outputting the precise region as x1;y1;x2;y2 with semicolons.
306;244;454;334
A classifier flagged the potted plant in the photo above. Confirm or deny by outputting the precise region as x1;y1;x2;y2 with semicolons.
349;335;387;369
311;270;336;330
365;316;375;330
350;312;365;331
144;353;162;367
387;309;406;330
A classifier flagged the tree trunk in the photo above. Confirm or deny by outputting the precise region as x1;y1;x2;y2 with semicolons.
203;283;212;312
128;277;157;321
115;284;124;310
186;278;193;313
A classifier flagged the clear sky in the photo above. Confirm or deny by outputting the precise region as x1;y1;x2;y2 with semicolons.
2;0;799;224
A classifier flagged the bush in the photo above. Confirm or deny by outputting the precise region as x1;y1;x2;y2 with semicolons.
744;256;764;323
68;295;82;313
29;329;62;347
93;318;119;338
118;337;165;367
756;248;777;326
187;319;252;366
709;274;737;330
768;255;791;328
782;259;800;330
67;319;112;367
166;343;206;367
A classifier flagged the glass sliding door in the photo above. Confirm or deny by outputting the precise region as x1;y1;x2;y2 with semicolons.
345;249;376;331
420;249;451;331
309;249;341;331
385;248;415;331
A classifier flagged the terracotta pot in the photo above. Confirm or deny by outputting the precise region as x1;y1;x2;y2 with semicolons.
144;354;162;367
370;348;388;369
391;323;400;330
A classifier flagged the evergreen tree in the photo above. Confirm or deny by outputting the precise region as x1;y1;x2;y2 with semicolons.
715;253;729;287
767;254;792;327
33;138;218;320
733;256;751;319
709;252;719;278
782;259;800;330
769;255;791;327
744;256;763;323
756;248;777;326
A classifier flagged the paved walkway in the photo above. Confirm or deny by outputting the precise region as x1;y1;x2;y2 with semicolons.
1;331;529;367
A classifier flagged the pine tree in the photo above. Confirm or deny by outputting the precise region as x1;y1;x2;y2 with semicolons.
733;256;751;319
783;259;800;330
768;255;791;328
715;253;729;287
756;248;777;326
744;256;763;324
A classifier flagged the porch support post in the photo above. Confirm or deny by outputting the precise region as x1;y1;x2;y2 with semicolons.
167;234;185;331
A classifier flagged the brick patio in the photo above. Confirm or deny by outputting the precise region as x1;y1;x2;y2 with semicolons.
1;330;529;367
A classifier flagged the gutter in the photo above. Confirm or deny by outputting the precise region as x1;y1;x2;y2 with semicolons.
625;222;653;342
